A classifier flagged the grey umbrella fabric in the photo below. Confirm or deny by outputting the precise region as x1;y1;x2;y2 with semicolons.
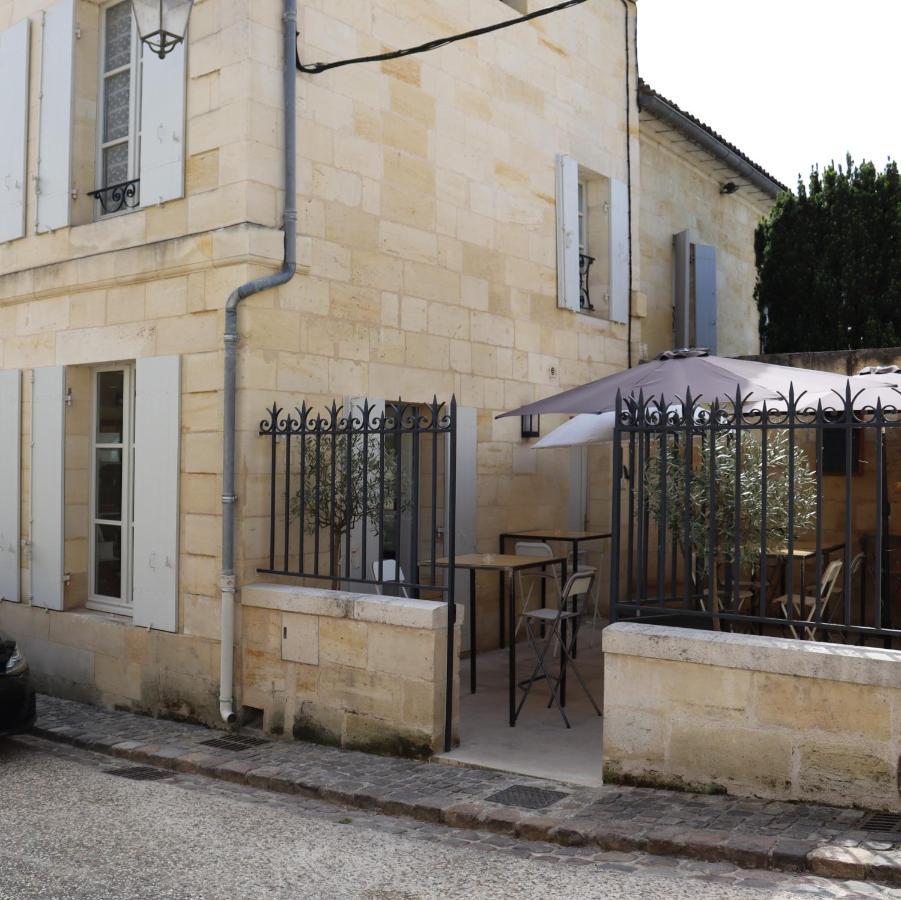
500;349;894;418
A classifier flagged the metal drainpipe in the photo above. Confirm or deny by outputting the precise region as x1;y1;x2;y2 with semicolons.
619;0;635;368
219;0;298;724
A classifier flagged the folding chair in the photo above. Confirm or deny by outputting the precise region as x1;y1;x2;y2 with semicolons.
777;559;843;640
513;541;562;636
515;571;602;728
372;560;409;598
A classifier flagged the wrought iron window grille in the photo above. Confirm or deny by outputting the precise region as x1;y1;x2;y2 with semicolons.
88;178;141;215
579;252;595;311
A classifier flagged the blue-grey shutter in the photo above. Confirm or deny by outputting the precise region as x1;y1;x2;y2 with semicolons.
0;370;21;602
694;244;717;353
609;178;630;323
555;154;580;311
673;230;691;348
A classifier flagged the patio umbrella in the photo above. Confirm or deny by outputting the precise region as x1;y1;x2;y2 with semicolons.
531;412;616;449
501;348;895;419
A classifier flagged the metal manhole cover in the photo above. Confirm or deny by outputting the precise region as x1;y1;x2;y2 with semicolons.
862;812;901;836
200;734;270;752
487;785;568;810
105;766;174;782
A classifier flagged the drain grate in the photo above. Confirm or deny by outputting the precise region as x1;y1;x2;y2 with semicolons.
105;766;174;782
200;734;270;752
862;812;901;836
487;785;568;811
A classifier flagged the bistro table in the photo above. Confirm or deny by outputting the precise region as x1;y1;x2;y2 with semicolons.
430;553;567;727
771;542;845;603
497;530;611;647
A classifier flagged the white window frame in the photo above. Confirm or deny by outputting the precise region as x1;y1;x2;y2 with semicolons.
95;0;143;218
88;364;136;615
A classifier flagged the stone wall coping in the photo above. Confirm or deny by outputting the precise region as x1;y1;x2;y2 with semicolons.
603;622;901;689
241;582;461;631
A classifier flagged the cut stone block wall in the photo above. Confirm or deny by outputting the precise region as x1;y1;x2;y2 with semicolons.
240;583;461;756
603;622;901;811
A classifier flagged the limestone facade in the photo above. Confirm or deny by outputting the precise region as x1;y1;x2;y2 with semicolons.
0;0;777;734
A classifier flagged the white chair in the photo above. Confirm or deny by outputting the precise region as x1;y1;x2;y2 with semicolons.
372;560;409;598
514;542;562;635
777;559;843;640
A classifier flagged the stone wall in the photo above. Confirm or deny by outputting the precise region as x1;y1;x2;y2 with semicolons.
240;583;461;756
603;622;901;812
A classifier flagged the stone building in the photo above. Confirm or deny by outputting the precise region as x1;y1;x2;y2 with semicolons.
0;0;781;748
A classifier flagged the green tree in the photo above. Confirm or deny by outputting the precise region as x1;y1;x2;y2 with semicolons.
755;156;901;353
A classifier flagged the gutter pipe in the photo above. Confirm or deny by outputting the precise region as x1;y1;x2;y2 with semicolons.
637;89;785;199
219;0;298;724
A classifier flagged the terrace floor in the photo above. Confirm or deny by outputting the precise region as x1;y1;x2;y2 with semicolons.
436;623;605;787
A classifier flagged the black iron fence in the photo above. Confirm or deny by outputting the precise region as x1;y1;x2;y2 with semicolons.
258;397;458;750
610;387;901;647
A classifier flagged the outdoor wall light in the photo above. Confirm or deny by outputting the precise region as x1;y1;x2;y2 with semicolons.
720;181;741;195
521;414;541;439
131;0;194;58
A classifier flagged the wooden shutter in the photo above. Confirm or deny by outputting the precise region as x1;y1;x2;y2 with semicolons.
0;371;21;602
31;367;65;610
555;154;580;311
694;244;718;353
0;20;30;243
36;0;75;232
139;40;186;205
609;178;630;323
133;356;181;633
673;230;691;348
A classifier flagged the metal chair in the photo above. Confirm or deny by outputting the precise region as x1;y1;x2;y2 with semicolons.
777;559;843;640
515;571;602;728
372;560;409;598
513;541;562;635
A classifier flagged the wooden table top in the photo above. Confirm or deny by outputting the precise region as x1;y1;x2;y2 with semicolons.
430;553;567;572
500;529;612;541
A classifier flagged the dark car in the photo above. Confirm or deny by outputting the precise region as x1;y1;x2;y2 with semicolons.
0;636;35;735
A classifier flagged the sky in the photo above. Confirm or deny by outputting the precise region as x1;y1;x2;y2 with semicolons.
636;0;901;189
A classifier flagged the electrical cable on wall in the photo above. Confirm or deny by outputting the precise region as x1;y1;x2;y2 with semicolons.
297;0;591;74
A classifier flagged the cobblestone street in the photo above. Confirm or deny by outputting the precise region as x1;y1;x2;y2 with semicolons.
0;733;894;899
13;695;901;893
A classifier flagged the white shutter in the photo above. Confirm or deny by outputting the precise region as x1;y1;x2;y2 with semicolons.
31;366;65;610
36;0;75;232
555;154;580;311
0;20;30;243
609;178;630;323
133;356;181;632
139;40;186;205
0;371;21;602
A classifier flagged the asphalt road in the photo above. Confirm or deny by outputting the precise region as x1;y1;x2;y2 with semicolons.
0;735;891;900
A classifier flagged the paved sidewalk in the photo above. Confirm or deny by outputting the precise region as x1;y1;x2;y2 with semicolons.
32;695;901;886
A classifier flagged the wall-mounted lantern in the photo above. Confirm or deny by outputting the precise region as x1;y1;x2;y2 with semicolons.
131;0;194;59
521;414;540;439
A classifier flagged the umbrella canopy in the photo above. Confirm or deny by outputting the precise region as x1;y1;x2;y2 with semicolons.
501;348;896;419
532;412;617;449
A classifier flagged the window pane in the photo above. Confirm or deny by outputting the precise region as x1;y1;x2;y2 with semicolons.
104;2;133;72
96;449;123;520
103;143;129;189
103;70;131;142
94;523;122;599
96;371;125;443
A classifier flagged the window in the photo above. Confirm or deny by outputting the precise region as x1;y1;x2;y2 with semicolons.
89;366;135;613
96;1;142;215
822;427;863;476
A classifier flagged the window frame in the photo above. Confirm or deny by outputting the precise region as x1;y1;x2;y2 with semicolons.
95;0;143;218
87;363;136;616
